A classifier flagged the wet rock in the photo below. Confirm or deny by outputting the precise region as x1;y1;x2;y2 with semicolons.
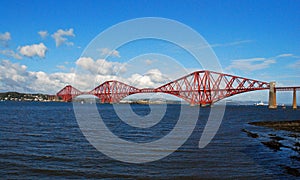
281;165;300;177
269;135;285;141
292;142;300;153
261;140;283;151
290;156;300;161
241;129;259;138
289;133;300;138
249;120;300;133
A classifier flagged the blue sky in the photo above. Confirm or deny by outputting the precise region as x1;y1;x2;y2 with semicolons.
0;0;299;103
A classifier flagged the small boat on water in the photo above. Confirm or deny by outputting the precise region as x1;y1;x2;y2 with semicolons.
254;101;265;106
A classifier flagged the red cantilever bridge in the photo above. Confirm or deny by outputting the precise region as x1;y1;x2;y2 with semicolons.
57;70;299;108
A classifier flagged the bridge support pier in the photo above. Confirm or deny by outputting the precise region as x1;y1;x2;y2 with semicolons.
293;88;297;110
268;82;277;109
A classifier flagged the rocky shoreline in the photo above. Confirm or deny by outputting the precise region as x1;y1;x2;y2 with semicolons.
249;120;300;133
243;120;300;177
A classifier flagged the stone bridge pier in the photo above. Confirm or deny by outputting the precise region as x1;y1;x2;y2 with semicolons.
293;88;297;110
268;82;277;109
268;82;298;110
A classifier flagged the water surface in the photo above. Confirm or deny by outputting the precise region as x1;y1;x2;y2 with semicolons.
0;101;300;179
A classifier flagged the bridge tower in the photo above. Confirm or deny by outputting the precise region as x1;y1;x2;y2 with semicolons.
268;82;277;109
293;88;297;110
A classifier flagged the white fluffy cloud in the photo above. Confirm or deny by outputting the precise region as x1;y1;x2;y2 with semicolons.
100;48;120;58
76;57;126;75
0;32;22;60
0;60;32;92
0;60;74;93
128;74;155;88
127;69;169;88
0;49;22;60
0;58;170;94
51;28;75;47
29;71;76;93
0;32;11;41
226;58;276;72
0;32;11;46
38;30;48;39
145;69;168;83
76;57;171;88
18;43;47;58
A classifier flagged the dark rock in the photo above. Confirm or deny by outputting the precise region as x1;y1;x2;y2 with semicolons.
269;135;285;141
289;133;300;138
292;142;300;152
295;142;300;147
249;120;300;133
293;147;300;153
262;140;283;151
282;165;300;177
241;129;259;138
290;156;300;161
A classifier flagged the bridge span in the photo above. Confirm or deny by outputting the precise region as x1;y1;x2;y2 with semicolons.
56;70;299;109
269;83;300;110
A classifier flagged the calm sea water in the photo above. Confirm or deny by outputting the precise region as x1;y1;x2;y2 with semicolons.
0;101;300;179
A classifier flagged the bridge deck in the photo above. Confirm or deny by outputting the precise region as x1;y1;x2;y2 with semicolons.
276;87;300;91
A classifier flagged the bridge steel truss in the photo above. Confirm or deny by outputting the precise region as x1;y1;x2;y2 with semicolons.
89;81;140;103
56;85;83;102
155;71;269;105
56;70;270;105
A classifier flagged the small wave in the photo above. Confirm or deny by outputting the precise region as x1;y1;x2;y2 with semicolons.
23;133;43;137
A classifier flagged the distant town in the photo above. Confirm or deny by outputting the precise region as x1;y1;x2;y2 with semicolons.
0;92;184;104
0;92;59;102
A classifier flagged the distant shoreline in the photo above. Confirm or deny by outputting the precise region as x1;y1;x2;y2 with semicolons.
0;92;58;102
0;92;296;106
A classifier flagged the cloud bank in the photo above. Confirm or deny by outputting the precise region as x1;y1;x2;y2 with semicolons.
0;58;169;94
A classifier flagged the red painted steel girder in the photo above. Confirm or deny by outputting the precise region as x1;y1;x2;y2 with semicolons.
155;70;269;105
56;85;83;102
56;70;270;104
89;80;140;103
